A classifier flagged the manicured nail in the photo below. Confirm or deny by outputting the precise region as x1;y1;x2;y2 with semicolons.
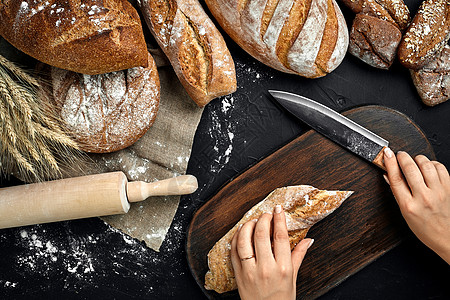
308;239;314;249
383;174;390;185
275;205;282;214
384;147;394;158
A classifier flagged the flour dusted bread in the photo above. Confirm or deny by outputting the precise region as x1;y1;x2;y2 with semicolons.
398;0;450;70
51;53;160;153
138;0;236;107
204;0;349;78
0;0;148;75
204;185;353;293
349;13;402;69
410;45;450;106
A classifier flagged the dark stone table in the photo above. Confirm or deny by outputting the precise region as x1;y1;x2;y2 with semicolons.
0;0;449;299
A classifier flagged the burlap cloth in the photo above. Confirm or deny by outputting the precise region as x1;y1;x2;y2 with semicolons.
82;63;204;251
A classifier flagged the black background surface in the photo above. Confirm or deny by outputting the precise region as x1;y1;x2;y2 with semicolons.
1;0;449;299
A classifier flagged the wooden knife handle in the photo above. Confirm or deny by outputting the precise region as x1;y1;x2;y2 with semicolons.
126;175;198;202
0;172;129;229
372;147;387;171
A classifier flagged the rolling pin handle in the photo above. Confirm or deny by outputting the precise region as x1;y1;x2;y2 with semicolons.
126;175;198;202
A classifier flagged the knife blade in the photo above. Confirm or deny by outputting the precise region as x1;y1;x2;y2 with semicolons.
268;90;388;170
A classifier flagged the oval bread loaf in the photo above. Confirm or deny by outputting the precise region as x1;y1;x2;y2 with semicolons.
398;0;450;70
138;0;237;107
204;0;349;78
51;53;160;153
0;0;148;75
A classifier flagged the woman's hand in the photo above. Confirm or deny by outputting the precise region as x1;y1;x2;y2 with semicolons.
384;148;450;263
230;205;314;300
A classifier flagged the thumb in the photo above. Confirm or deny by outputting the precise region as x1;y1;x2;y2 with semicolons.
291;238;314;277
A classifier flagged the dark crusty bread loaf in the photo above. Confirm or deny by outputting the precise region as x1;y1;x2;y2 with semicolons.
410;45;450;106
349;13;402;69
341;0;410;30
138;0;237;107
204;0;349;78
398;0;450;70
50;53;160;153
341;0;410;69
0;0;148;75
204;185;353;293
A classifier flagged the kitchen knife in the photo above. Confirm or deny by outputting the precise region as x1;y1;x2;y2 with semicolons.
0;172;198;229
269;90;388;170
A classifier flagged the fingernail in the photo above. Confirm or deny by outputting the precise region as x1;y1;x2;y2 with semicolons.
384;147;394;158
238;224;243;231
383;174;390;185
308;239;314;249
275;205;282;214
252;219;258;222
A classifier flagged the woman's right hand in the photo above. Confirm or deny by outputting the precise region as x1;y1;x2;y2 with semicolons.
384;148;450;264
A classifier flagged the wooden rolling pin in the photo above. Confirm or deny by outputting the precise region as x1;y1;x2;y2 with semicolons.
0;172;198;229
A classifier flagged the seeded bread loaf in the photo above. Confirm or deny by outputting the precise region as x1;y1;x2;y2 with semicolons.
0;0;148;75
204;185;353;293
50;53;160;153
398;0;450;70
204;0;349;79
410;45;450;106
138;0;237;107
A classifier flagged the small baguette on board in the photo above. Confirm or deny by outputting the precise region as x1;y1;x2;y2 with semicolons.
204;185;353;294
204;0;349;78
138;0;237;107
0;0;148;75
398;0;450;70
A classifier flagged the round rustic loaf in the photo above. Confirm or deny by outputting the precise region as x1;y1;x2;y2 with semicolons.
204;0;349;78
51;53;160;153
0;0;148;75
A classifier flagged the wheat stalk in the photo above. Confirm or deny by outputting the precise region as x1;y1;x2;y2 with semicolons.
0;54;87;182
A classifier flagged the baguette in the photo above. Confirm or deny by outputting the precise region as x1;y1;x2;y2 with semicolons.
204;0;349;78
0;0;148;75
204;185;353;293
398;0;450;70
138;0;237;107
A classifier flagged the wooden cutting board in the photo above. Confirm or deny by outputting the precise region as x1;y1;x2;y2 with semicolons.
186;106;435;299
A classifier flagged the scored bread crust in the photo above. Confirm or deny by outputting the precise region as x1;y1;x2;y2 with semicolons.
0;0;148;75
204;185;353;294
51;53;160;153
138;0;237;107
205;0;349;78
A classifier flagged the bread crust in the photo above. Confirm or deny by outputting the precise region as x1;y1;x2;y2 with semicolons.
0;0;148;75
349;13;402;69
410;45;450;106
51;53;160;153
205;0;349;78
204;185;353;294
138;0;237;107
398;0;450;70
